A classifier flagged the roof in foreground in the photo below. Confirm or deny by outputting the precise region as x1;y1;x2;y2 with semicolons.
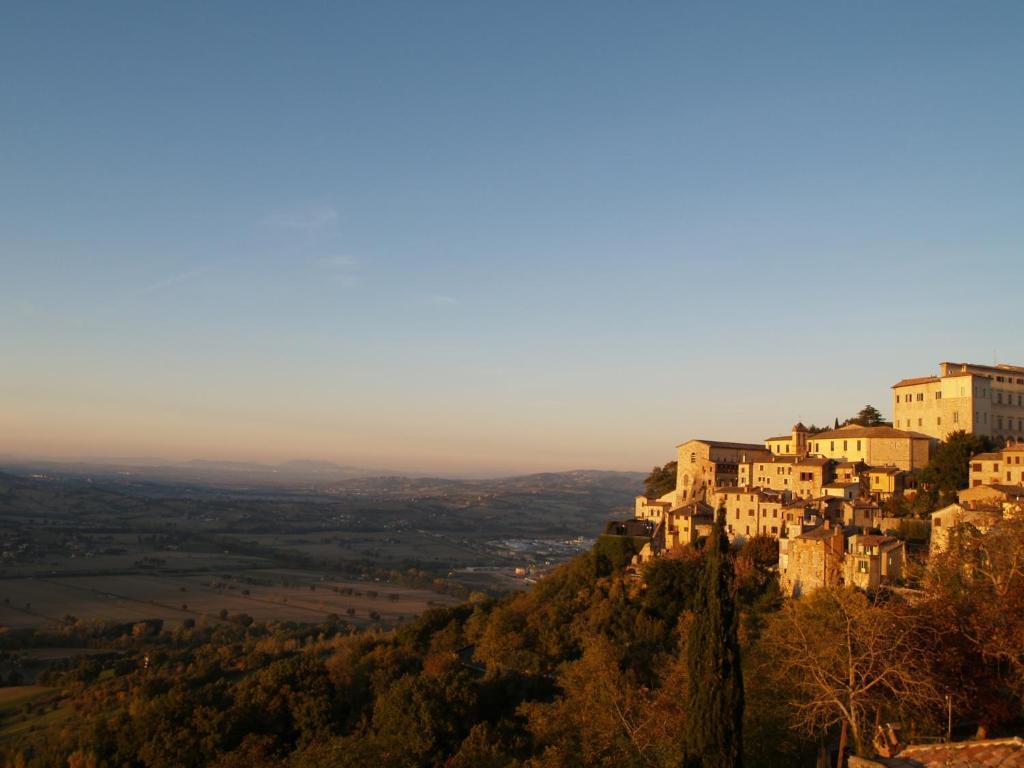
886;736;1024;767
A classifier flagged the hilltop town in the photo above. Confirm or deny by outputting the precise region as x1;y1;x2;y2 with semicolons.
620;360;1024;597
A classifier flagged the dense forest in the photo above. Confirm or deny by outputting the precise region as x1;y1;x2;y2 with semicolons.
3;510;1023;768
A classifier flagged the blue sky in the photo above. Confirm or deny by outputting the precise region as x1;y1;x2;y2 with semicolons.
1;2;1022;474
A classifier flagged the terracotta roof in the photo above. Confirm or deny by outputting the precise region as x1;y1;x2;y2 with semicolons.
972;452;1002;461
850;534;899;546
765;435;791;442
676;439;767;451
943;360;1024;375
796;523;845;541
866;466;904;475
670;500;713;517
798;456;832;466
713;486;785;501
892;375;940;388
896;736;1024;767
989;484;1024;496
810;425;932;441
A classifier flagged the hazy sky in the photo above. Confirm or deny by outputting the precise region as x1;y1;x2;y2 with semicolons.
2;2;1023;475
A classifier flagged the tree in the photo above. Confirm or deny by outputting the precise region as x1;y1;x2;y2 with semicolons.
522;636;686;768
762;589;942;761
644;461;677;498
919;430;997;504
847;405;886;427
685;509;744;768
923;517;1024;729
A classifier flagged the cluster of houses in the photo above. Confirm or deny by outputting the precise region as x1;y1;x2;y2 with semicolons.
619;361;1024;597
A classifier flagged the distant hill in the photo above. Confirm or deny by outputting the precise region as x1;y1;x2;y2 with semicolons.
0;458;644;495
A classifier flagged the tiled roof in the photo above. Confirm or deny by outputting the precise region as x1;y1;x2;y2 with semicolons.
713;488;789;505
676;439;767;451
797;523;845;541
892;375;940;388
810;425;932;441
942;360;1024;376
670;500;713;517
896;736;1024;766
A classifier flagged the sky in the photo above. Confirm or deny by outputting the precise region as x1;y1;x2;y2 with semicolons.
1;2;1023;476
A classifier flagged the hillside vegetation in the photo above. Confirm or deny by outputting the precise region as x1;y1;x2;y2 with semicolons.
4;512;1022;767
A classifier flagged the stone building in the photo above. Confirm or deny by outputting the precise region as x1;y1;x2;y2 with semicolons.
779;521;846;597
737;454;834;499
664;501;714;550
969;441;1024;487
674;438;771;503
844;533;904;590
930;502;1002;556
764;422;812;457
805;424;932;472
864;466;910;500
710;486;787;542
892;361;1024;443
958;483;1024;508
842;499;883;529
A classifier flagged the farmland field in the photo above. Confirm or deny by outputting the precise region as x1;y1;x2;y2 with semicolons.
0;572;459;630
0;467;639;631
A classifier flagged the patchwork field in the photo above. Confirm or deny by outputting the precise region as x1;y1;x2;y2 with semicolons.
0;571;460;630
0;467;639;632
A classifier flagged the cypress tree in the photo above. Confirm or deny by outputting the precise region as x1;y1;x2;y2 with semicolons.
685;508;744;768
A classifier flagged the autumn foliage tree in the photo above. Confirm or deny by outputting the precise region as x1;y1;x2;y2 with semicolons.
762;588;942;761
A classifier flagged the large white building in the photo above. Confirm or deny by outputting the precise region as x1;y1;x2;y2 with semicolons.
892;361;1024;443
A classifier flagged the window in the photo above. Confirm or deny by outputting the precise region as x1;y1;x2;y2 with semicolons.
973;463;981;472
917;393;924;401
918;418;923;427
843;440;848;451
954;411;959;423
935;391;942;400
937;417;942;426
934;518;942;527
857;440;861;451
857;560;868;573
